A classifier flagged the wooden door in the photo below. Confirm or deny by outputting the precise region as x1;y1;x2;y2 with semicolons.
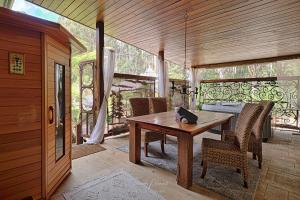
43;35;72;199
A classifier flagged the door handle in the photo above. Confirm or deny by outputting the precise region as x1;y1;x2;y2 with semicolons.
49;106;54;124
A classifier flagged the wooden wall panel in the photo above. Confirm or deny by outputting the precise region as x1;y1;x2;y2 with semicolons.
43;35;71;199
0;24;42;199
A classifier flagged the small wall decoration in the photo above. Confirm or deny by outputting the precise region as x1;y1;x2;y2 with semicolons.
9;52;25;75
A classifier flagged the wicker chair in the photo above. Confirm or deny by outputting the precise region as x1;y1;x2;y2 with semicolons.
150;97;168;113
223;101;274;169
150;97;168;143
129;98;165;157
201;103;263;188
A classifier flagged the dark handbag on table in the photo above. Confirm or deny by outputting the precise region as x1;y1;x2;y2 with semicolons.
176;107;198;124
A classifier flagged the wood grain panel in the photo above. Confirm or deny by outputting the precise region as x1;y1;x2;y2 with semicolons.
0;38;41;55
43;34;71;199
28;0;300;67
0;137;41;153
0;154;41;172
0;122;41;135
0;53;41;65
0;79;41;89
0;24;42;199
0;166;41;188
0;129;41;144
0;162;41;182
0;178;41;199
0;23;41;45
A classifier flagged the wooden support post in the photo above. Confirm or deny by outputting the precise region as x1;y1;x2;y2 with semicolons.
96;21;105;143
76;123;83;144
96;21;104;111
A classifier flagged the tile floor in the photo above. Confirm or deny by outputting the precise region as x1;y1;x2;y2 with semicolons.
53;129;300;200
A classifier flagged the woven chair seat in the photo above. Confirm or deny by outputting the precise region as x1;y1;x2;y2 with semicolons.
202;138;244;168
202;138;241;155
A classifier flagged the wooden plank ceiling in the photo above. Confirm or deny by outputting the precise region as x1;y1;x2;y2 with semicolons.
26;0;300;67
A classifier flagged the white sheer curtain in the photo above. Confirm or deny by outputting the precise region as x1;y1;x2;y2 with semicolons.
275;61;300;109
158;59;169;97
189;68;203;110
87;48;115;144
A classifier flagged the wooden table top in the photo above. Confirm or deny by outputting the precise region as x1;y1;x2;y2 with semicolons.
127;111;233;135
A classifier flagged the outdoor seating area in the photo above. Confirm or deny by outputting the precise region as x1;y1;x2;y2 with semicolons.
0;1;300;200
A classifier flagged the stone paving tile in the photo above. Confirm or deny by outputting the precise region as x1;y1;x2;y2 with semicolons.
258;130;300;200
264;184;289;200
289;192;300;200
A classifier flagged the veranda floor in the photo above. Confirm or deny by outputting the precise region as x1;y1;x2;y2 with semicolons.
53;129;300;200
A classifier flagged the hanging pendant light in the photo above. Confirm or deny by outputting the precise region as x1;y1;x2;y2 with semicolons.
171;10;198;99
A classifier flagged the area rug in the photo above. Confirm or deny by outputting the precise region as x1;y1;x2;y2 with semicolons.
117;139;260;200
63;171;166;200
72;144;106;160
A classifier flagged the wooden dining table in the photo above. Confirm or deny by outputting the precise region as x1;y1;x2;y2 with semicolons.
127;110;233;188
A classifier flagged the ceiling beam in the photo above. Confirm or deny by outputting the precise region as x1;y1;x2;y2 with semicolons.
192;54;300;69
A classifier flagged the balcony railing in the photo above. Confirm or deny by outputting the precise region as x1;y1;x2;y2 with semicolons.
198;77;300;130
77;60;300;143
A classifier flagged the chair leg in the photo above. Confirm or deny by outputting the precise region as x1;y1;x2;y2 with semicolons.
160;140;165;154
201;160;203;166
201;161;207;178
144;142;148;157
242;161;249;188
258;152;262;169
244;181;248;188
164;134;167;144
258;143;263;169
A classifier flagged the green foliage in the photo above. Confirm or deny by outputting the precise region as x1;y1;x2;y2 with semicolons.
198;60;300;80
168;62;186;79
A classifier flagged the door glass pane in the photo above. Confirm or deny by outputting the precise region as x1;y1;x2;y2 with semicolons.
55;63;65;161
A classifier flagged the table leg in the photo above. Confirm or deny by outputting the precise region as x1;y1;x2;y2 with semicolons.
177;133;193;188
129;121;141;164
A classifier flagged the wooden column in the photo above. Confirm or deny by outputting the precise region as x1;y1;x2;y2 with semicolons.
96;21;104;110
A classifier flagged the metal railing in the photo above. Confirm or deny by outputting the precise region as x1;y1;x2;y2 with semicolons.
199;77;300;130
